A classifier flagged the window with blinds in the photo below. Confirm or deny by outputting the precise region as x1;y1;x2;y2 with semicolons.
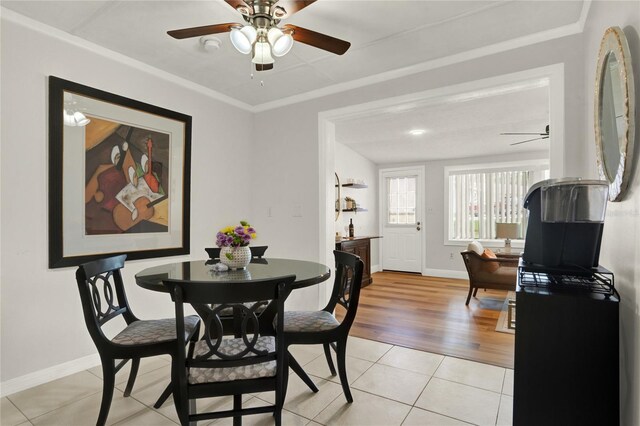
448;166;549;241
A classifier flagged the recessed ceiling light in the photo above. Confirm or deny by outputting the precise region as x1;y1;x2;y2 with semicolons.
408;129;427;136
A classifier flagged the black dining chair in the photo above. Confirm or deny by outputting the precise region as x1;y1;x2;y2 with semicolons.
75;255;201;426
205;245;270;331
205;246;268;260
280;250;364;403
164;274;295;426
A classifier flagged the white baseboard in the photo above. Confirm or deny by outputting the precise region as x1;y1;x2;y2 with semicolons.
422;268;468;280
0;353;100;398
371;264;381;273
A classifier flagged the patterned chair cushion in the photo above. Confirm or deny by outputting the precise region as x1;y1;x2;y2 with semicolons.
112;315;200;346
279;311;340;333
210;302;268;317
188;336;276;384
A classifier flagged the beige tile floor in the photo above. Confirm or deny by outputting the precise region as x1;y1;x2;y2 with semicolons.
1;337;513;426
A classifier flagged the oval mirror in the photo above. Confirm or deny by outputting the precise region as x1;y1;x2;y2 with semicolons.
335;172;341;221
594;26;635;201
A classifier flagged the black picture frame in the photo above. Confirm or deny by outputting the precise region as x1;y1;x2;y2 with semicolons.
48;76;191;268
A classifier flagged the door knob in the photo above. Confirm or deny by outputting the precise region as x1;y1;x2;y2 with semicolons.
416;225;421;231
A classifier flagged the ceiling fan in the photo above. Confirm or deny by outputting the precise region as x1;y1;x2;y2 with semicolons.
167;0;351;71
501;124;550;145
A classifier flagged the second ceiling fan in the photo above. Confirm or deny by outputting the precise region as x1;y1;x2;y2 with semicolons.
167;0;351;71
501;124;550;145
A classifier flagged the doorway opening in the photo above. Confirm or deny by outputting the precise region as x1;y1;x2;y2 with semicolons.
318;65;564;367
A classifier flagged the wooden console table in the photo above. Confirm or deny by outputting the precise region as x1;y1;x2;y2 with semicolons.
335;236;381;287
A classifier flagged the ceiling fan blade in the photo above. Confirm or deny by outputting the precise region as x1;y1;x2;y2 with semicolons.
510;136;549;146
224;0;249;11
276;0;318;17
283;24;350;55
255;63;274;71
501;132;548;135
167;23;240;39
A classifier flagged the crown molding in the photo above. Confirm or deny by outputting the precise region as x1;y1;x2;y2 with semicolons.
577;0;593;32
0;7;253;112
253;19;584;112
2;1;592;114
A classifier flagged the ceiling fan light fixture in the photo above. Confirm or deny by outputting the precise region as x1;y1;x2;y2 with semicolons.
267;27;294;57
230;25;257;54
252;41;274;64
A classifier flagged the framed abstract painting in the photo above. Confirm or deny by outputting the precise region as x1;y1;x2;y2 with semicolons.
48;76;191;268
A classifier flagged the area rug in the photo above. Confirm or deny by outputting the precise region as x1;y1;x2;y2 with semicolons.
496;291;516;334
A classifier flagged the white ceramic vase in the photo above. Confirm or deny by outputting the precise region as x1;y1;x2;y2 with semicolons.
220;246;251;270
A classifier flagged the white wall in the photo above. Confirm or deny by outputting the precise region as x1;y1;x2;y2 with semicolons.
580;2;640;424
252;31;584;290
335;142;380;270
0;17;253;385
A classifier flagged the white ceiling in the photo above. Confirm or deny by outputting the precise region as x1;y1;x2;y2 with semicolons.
3;1;573;164
334;79;550;164
2;0;585;107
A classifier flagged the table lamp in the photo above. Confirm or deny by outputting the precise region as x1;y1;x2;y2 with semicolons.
496;223;519;253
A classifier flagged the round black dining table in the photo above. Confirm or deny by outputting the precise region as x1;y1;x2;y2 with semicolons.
135;257;332;399
135;257;331;292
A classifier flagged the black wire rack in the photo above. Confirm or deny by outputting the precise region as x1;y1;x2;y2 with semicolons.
518;262;615;297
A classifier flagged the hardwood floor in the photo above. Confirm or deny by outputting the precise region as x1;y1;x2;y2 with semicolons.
339;271;515;368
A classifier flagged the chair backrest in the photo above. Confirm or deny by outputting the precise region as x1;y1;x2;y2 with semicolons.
75;254;137;346
462;250;501;279
206;246;268;261
250;245;268;258
325;250;364;331
460;250;481;276
165;275;295;372
205;247;221;259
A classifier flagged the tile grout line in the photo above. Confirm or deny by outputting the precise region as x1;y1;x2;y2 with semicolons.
8;381;104;422
4;396;31;424
10;341;512;426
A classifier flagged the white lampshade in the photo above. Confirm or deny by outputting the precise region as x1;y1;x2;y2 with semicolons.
251;41;274;64
495;222;519;240
230;25;257;54
267;27;293;57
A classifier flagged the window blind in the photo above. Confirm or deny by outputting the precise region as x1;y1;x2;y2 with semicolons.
449;169;538;240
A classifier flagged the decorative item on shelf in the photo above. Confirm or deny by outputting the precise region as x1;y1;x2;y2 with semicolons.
335;232;342;242
215;221;257;270
345;196;356;210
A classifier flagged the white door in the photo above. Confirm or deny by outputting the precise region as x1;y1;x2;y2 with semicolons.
381;167;423;273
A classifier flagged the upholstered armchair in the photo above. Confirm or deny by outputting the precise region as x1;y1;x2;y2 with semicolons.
460;245;519;305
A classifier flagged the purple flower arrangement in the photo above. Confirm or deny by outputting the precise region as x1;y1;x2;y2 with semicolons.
216;220;257;248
